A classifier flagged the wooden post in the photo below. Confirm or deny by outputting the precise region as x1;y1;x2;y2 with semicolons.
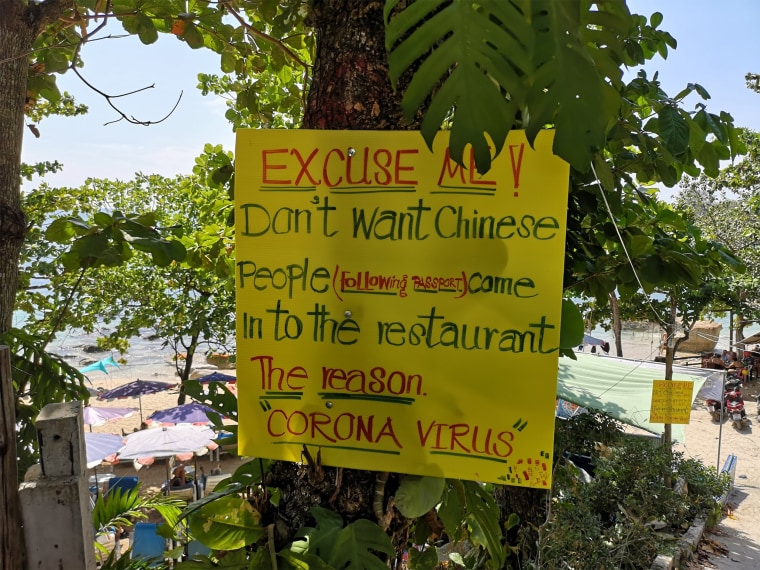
0;346;26;568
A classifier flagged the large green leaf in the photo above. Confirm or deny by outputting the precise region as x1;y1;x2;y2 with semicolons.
438;479;466;543
330;519;396;570
386;0;529;173
293;507;394;570
559;299;584;350
462;481;505;568
45;217;90;242
395;475;446;518
658;106;689;156
527;0;621;170
386;0;632;172
187;495;263;550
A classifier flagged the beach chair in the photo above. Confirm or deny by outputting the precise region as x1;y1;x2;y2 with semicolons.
202;473;231;496
131;522;167;567
168;483;196;502
107;476;139;497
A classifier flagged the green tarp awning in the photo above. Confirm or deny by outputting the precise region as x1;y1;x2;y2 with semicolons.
557;354;721;440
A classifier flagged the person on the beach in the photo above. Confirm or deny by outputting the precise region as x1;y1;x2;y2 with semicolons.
707;353;726;369
170;464;187;487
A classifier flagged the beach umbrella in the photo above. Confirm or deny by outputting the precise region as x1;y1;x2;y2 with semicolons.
194;371;237;384
117;425;219;491
97;379;176;422
83;406;137;431
117;425;218;462
79;355;120;375
85;432;124;469
147;403;223;426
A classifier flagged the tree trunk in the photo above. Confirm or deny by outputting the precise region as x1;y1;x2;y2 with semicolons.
609;291;624;357
0;3;35;565
735;311;746;348
304;0;416;132
0;347;24;568
0;2;31;333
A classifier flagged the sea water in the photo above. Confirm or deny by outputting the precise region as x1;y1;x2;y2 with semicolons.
589;315;760;360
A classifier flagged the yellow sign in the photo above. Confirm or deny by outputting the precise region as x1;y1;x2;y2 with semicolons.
649;380;695;424
235;130;569;487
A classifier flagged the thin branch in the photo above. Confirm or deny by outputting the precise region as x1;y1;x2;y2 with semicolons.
220;0;310;69
67;40;183;126
43;266;88;347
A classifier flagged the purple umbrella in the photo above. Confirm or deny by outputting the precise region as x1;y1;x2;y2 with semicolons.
147;403;223;426
194;372;237;384
83;406;137;431
98;379;176;422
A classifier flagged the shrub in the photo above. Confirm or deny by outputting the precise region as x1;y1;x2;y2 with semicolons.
539;416;728;569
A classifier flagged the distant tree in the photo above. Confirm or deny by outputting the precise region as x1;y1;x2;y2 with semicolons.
676;129;760;341
746;72;760;93
20;146;236;403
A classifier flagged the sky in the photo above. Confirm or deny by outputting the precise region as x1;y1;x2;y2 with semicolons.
19;0;760;191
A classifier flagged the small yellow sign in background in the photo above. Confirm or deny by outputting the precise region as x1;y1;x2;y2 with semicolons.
649;380;695;424
235;129;569;487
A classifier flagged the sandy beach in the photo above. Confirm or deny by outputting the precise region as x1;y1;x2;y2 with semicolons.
82;353;244;497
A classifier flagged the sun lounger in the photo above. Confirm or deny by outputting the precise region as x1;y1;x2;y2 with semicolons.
131;522;167;567
107;476;139;497
201;473;231;497
168;483;196;502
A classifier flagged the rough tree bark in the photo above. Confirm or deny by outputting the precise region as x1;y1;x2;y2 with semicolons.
0;2;31;333
609;291;624;357
0;2;34;564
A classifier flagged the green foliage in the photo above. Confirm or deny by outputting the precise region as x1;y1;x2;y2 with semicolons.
384;1;728;177
746;72;760;94
559;298;584;358
97;548;166;570
45;211;186;270
19;147;236;392
541;436;729;569
0;328;89;478
27;1;312;131
187;495;263;550
92;485;185;539
92;488;183;570
395;475;446;518
565;182;744;309
183;378;238;428
675;129;760;332
437;480;505;569
289;507;395;570
25;92;88;123
19;160;63;182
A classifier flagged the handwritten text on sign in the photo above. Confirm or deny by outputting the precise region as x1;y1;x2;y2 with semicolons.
235;130;569;487
649;380;695;424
